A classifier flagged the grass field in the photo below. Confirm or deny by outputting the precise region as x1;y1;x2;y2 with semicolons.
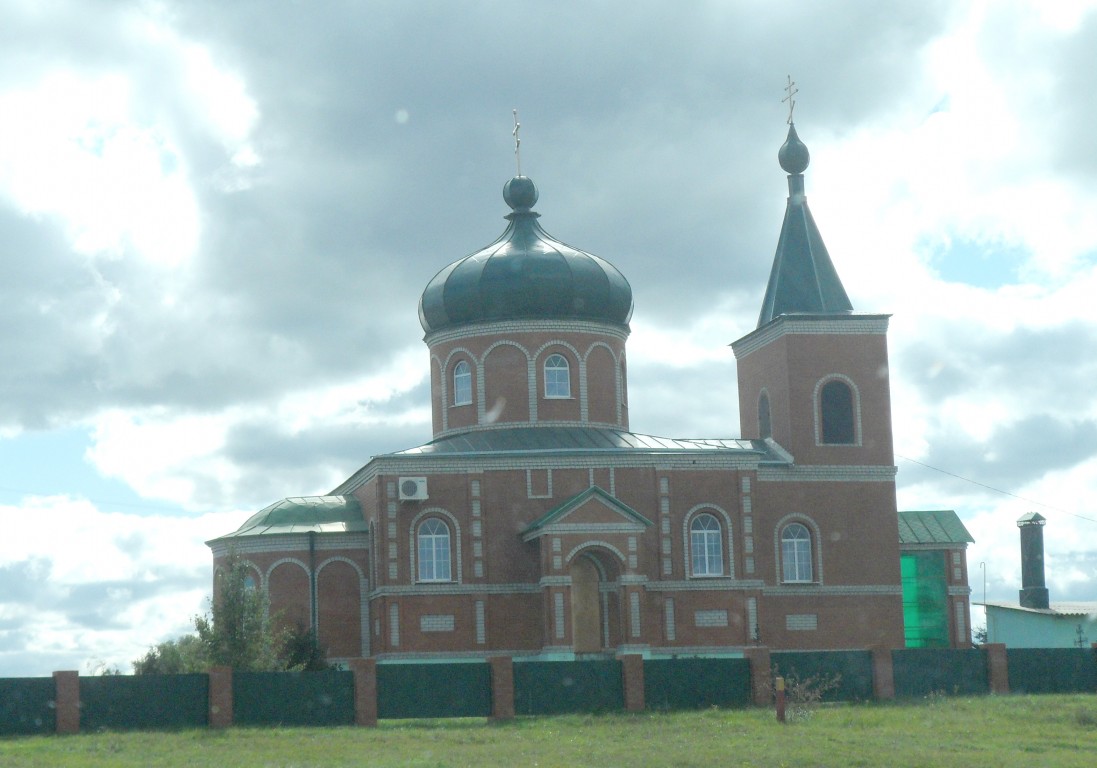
1;694;1095;767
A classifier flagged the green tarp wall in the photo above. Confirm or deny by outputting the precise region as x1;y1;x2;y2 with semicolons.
1008;648;1097;693
901;551;949;648
376;662;492;719
771;650;875;701
233;670;354;726
80;674;208;731
513;660;623;715
893;648;988;697
643;658;751;710
0;677;55;735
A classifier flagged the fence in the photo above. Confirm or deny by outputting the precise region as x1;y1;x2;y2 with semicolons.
2;644;1094;735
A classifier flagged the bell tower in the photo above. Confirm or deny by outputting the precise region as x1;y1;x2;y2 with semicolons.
731;121;895;468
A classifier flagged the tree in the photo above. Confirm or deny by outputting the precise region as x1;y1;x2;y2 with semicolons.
133;553;333;674
132;634;208;675
283;625;333;672
194;552;286;671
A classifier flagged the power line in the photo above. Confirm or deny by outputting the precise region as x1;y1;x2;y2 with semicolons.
896;453;1097;525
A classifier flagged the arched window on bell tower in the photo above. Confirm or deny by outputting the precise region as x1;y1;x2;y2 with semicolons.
758;390;772;439
818;378;857;445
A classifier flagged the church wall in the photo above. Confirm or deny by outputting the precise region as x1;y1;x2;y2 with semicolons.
586;344;622;427
430;357;443;435
535;344;582;423
426;325;628;435
317;560;363;658
483;343;530;424
736;328;894;468
782;333;894;466
753;479;901;585
758;594;905;649
736;336;793;444
268;562;310;632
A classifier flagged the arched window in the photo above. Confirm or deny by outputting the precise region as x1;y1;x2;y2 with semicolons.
820;379;855;444
690;514;723;576
453;360;472;406
758;391;772;438
781;523;813;583
417;518;451;582
544;354;571;398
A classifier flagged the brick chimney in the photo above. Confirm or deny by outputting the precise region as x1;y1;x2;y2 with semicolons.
1017;512;1049;609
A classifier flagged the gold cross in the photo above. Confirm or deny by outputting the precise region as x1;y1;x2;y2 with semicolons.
782;75;798;125
512;109;522;176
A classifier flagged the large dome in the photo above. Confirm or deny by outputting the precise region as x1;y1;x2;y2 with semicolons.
418;176;634;334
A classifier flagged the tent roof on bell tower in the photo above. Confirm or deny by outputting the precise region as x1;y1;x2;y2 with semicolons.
756;122;853;328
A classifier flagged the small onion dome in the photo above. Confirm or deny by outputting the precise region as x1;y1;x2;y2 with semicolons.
418;176;634;334
778;122;810;175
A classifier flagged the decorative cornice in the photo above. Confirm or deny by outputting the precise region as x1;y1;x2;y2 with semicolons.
645;579;766;592
425;318;630;347
758;465;897;483
731;313;890;359
761;584;902;596
336;452;765;495
369;583;541;598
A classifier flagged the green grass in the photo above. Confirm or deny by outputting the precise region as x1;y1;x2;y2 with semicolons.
2;695;1096;767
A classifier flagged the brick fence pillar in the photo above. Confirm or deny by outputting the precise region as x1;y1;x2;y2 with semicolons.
207;666;233;729
871;648;895;701
743;647;771;706
52;670;79;735
618;654;645;712
985;643;1009;694
350;658;378;727
489;656;515;720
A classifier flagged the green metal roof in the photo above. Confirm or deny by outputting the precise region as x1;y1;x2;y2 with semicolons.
897;510;974;545
418;175;633;334
757;123;853;328
387;425;769;457
522;486;653;537
209;495;366;542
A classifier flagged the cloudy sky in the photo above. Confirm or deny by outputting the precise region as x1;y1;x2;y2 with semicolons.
2;0;1096;676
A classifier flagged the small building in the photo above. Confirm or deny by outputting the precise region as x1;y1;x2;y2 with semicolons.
208;121;974;663
984;602;1097;648
982;512;1097;647
897;510;975;648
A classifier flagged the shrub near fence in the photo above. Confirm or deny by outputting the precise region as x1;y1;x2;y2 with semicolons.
771;651;875;702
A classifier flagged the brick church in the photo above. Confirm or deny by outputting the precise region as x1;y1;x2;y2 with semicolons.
208;122;974;663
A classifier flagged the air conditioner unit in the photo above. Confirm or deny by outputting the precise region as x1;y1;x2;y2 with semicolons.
398;477;428;501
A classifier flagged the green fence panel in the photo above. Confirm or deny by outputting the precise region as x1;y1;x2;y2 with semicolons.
770;650;875;702
233;670;354;726
376;663;492;719
513;660;623;715
643;658;751;710
80;675;208;731
0;677;55;735
1007;648;1097;694
892;648;988;698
